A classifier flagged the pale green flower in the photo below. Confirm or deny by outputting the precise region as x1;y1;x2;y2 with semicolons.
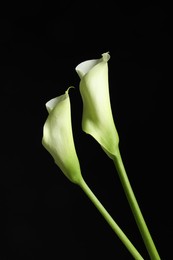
42;87;82;184
75;52;119;159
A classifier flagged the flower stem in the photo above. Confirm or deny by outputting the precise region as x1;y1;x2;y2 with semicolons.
78;178;144;260
113;148;161;260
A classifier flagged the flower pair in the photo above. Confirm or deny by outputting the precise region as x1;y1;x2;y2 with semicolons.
42;52;119;184
42;53;161;260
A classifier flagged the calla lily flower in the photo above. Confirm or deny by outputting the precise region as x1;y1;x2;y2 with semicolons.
42;87;82;184
75;52;119;159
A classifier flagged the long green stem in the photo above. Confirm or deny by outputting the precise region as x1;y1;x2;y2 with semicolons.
78;178;144;260
113;148;161;260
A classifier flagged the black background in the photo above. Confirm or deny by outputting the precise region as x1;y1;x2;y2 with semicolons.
0;1;171;259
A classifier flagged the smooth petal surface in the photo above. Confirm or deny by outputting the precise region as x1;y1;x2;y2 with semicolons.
42;88;82;184
75;52;119;159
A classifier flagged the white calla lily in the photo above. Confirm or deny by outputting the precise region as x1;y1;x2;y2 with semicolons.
42;87;82;184
75;52;119;159
76;53;161;260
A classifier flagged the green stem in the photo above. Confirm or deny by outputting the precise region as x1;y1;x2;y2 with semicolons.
78;178;144;260
113;148;161;260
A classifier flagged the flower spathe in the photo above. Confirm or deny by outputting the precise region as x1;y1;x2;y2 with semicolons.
42;87;82;184
75;52;119;159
